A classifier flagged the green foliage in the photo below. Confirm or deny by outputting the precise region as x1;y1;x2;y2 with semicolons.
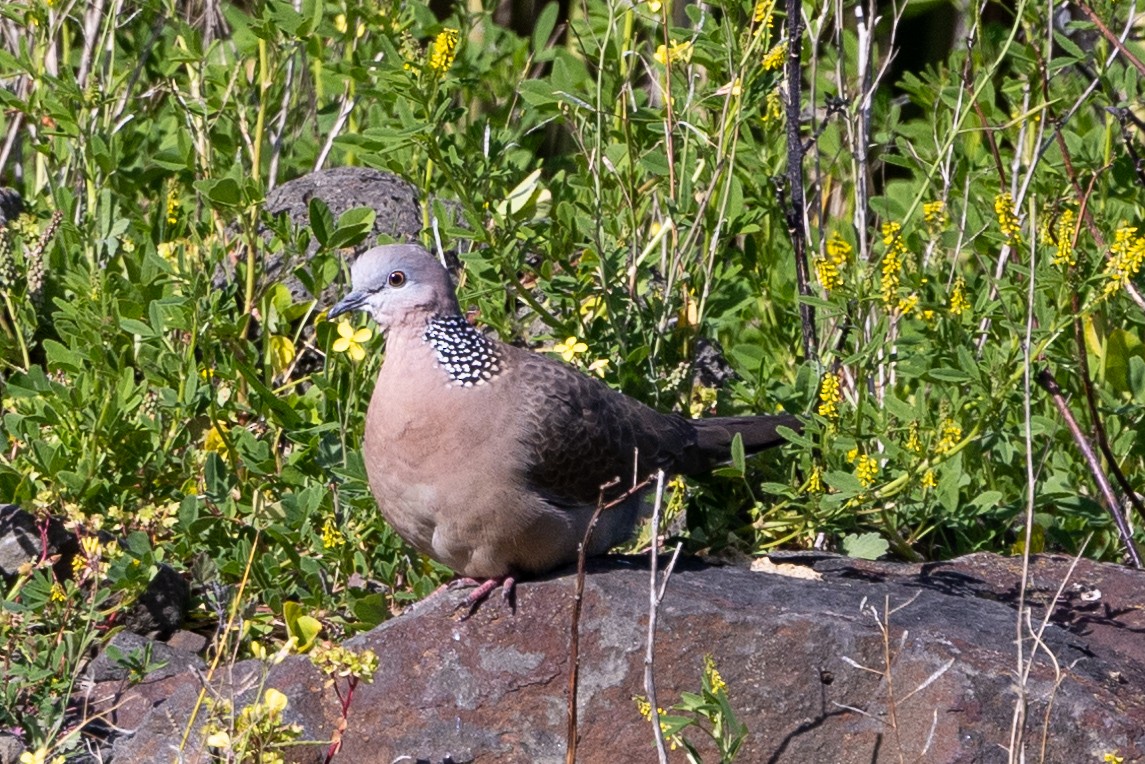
1;0;1143;754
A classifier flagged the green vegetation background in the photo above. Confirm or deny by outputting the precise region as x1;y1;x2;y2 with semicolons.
1;0;1143;752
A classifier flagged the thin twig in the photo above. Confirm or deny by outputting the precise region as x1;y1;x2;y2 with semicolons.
567;471;656;764
643;471;670;764
783;0;815;361
1035;369;1141;567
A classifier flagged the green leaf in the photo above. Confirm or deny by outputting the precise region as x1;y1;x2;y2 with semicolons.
1128;355;1145;403
43;340;85;374
532;2;559;54
308;197;334;247
841;532;889;560
119;317;155;338
730;432;746;474
283;601;322;652
327;206;377;250
194;177;243;208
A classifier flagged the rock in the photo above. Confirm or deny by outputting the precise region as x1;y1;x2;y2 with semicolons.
106;553;1144;763
0;734;24;764
82;631;207;737
0;188;21;227
215;167;426;307
120;563;191;639
0;503;78;582
87;631;205;683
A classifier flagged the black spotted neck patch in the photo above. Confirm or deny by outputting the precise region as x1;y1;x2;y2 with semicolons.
424;315;503;386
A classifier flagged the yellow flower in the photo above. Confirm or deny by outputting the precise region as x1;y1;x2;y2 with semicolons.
19;749;49;764
587;358;610;378
817;371;841;420
880;221;909;307
761;90;783;123
50;582;66;602
753;0;774;24
165;191;180;225
553;336;588;362
645;0;662;12
805;465;823;494
934;418;962;455
856;454;878;488
762;41;786;71
994;192;1022;244
815;233;850;293
905;421;922;454
921;469;937;489
205;730;231;749
428;28;459;74
269;334;296;375
922;200;947;236
579;295;605;319
704;654;727;694
1101;226;1145;298
1104;753;1125;764
1050;208;1076;268
322;517;345;549
949;276;970;316
654;40;693;66
203;422;230;456
896;293;919;316
332;320;373;362
634;694;652;719
263;687;289;714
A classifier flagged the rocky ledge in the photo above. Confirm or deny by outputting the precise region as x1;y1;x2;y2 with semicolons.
100;552;1143;763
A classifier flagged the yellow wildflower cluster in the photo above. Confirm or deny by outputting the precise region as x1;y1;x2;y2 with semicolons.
428;28;459;74
72;535;119;582
817;371;841;420
934;418;962;455
654;39;693;66
949;276;970;316
880;221;909;307
633;695;680;750
1049;208;1077;268
203;422;230;456
703;654;728;694
762;90;783;123
855;454;878;488
203;688;300;762
321;517;345;549
805;465;823;494
753;0;775;24
311;644;380;680
18;750;64;764
762;41;786;71
896;293;919;316
921;469;937;489
165;189;180;226
994;192;1022;244
815;232;850;293
923;200;947;237
1101;226;1145;298
905;421;922;454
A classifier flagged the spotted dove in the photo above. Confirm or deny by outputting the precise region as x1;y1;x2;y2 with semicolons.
328;244;799;598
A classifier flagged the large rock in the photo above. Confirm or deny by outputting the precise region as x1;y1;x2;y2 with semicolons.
215;167;429;307
110;553;1144;763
